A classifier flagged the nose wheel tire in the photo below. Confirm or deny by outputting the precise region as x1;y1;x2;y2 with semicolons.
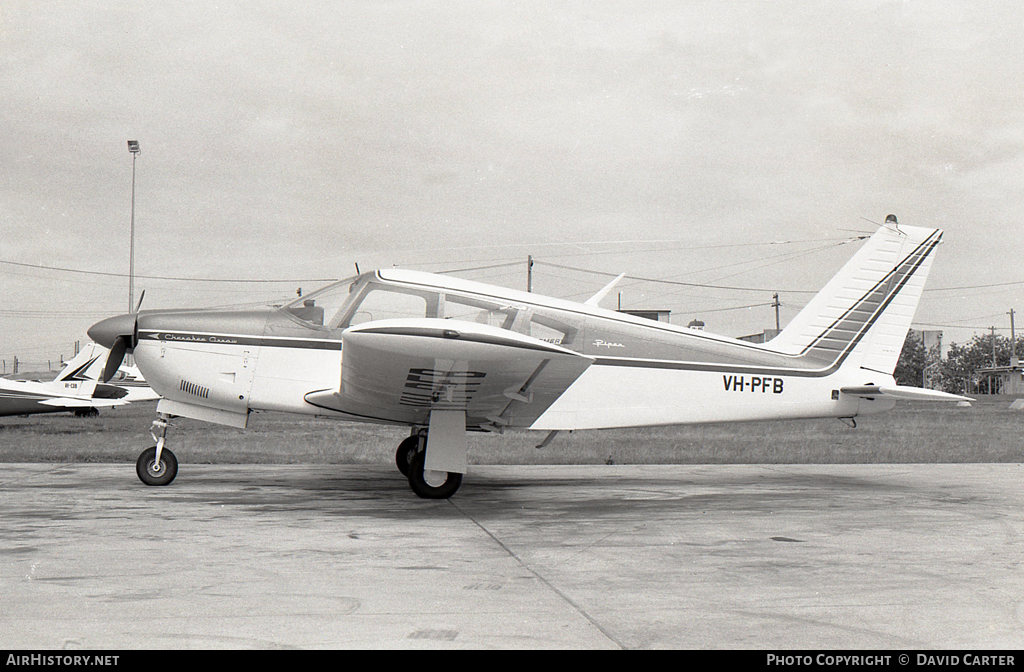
136;446;178;486
407;450;462;499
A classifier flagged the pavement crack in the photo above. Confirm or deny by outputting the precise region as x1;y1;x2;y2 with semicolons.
448;499;627;650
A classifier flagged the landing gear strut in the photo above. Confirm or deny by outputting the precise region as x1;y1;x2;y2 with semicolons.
394;427;463;499
136;414;178;486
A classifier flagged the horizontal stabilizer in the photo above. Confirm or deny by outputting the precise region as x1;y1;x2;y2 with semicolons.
840;385;973;403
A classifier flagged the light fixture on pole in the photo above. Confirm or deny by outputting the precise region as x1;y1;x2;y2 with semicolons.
127;140;140;314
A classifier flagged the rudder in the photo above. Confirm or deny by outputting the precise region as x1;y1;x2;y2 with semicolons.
765;219;941;377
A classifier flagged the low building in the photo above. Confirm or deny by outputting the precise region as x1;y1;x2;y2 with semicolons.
617;309;672;323
737;329;781;344
976;358;1024;396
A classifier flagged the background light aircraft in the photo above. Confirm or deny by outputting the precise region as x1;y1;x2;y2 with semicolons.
89;218;970;498
0;342;158;419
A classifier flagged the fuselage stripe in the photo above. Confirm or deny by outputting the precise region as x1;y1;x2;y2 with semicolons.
138;331;340;351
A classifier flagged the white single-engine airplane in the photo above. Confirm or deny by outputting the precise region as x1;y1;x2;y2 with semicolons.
0;342;159;419
88;218;970;497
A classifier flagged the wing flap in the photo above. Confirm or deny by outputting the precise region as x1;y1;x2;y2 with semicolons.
305;318;594;427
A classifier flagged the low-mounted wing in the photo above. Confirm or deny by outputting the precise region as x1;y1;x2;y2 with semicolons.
304;318;594;429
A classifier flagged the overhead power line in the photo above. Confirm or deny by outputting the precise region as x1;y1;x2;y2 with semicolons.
436;261;522;274
534;261;819;294
0;258;337;284
924;280;1024;292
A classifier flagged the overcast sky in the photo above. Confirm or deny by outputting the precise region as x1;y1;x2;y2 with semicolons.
2;1;1022;367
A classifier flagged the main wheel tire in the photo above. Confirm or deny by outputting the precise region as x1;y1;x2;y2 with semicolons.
407;450;462;499
136;446;178;486
395;436;420;477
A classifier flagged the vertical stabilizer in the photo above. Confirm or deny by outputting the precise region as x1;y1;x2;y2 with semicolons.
766;221;941;376
52;342;108;396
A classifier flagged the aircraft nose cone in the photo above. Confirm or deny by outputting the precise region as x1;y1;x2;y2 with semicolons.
88;313;136;348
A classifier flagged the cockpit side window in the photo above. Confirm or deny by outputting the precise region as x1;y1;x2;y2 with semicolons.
441;294;581;348
442;295;517;328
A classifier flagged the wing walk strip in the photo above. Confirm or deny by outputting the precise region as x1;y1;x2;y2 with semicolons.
449;499;627;650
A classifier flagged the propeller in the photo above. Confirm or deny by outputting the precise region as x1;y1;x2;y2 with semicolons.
101;337;129;383
93;291;145;383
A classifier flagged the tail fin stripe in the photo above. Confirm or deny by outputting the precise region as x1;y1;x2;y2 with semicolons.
57;356;101;382
801;230;941;364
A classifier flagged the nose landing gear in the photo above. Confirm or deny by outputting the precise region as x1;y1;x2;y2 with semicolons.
136;414;178;486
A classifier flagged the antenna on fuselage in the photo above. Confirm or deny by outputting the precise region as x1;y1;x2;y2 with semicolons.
585;273;626;307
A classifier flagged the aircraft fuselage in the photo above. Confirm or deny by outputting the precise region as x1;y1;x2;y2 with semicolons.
127;270;894;432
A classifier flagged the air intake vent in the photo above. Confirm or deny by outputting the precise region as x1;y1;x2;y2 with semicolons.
180;379;210;399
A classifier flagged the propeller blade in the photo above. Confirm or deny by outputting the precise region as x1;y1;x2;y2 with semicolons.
102;336;128;383
134;290;145;313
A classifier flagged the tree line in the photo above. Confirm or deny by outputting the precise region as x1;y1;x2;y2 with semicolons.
895;330;1023;394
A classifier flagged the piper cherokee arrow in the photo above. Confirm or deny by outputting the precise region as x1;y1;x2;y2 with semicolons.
88;218;970;498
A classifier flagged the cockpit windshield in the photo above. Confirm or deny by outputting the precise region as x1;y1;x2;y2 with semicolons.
281;274;362;328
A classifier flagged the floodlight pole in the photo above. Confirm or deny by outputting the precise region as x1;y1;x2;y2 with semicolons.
127;140;140;314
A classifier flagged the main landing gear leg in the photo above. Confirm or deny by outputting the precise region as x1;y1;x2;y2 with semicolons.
406;411;466;500
136;414;179;486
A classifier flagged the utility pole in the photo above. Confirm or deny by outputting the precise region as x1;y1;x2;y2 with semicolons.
772;293;781;331
1010;309;1017;366
527;255;534;293
992;325;997;368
